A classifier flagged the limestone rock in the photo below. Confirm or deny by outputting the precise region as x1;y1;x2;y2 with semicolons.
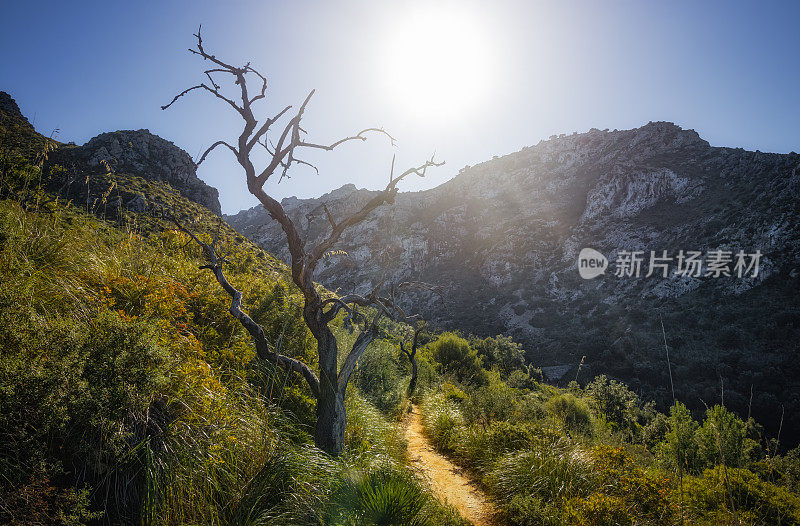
60;129;221;214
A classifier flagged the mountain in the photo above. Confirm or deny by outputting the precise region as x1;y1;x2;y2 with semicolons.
227;122;800;440
0;91;221;216
47;127;222;215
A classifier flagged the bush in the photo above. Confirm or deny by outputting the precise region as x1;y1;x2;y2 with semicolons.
657;401;701;474
430;333;488;386
345;393;404;458
488;434;595;506
545;394;592;436
420;393;465;453
681;466;800;524
696;405;751;469
471;334;526;377
502;493;558;526
353;340;405;416
325;467;429;526
771;446;800;494
506;368;536;389
566;447;677;525
455;421;537;471
462;377;517;428
585;374;640;438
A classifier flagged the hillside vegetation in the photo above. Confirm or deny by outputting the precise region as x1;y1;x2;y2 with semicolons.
1;95;799;525
228;121;800;447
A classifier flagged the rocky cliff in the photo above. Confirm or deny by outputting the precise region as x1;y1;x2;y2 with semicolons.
0;91;31;127
0;91;221;215
227;122;800;438
52;128;221;214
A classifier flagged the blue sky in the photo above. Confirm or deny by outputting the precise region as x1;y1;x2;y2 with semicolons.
1;1;798;214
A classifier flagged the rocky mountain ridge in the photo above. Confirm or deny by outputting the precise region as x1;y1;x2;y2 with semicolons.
1;91;221;215
227;121;800;438
0;91;31;127
51;128;221;214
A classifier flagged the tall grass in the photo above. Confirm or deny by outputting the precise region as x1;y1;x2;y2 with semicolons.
487;436;595;505
0;196;470;525
419;392;465;453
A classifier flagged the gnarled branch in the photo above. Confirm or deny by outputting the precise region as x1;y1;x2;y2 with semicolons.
171;216;321;399
308;156;444;266
197;140;238;167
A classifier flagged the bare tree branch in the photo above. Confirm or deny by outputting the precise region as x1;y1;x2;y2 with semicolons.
247;105;292;151
171;216;320;398
308;156;444;266
162;29;444;454
298;127;396;151
322;203;337;229
197;140;238;167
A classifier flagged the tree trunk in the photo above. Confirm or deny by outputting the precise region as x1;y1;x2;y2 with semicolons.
309;317;346;455
408;355;418;394
315;379;346;455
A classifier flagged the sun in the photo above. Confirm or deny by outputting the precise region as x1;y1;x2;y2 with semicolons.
378;6;494;121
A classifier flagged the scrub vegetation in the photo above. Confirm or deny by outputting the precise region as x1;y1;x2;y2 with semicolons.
2;88;799;526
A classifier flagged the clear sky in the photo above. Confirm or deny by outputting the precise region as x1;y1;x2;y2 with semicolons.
2;1;798;214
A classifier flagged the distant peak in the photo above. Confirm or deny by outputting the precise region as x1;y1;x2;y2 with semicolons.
629;121;708;148
322;183;359;200
535;121;708;151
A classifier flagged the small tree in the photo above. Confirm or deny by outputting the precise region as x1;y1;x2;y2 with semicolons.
163;28;442;455
697;405;748;469
585;374;640;438
658;401;701;474
430;333;487;386
399;322;425;394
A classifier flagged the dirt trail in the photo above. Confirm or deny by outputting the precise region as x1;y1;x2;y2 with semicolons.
404;405;497;526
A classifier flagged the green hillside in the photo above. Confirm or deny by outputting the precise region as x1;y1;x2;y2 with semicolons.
2;97;800;525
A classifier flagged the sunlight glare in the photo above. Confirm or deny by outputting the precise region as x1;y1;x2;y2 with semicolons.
379;6;494;121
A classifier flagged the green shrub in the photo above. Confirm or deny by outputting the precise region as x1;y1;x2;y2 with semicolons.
640;405;669;449
462;377;517;428
585;374;640;438
345;393;404;459
439;382;469;404
696;405;751;469
420;393;465;453
429;333;488;386
545;394;592;436
326;467;429;526
566;447;677;525
681;466;800;524
657;401;701;473
0;478;101;526
771;446;800;494
502;493;559;526
455;421;537;471
353;340;405;416
506;368;536;389
471;334;526;377
488;434;595;506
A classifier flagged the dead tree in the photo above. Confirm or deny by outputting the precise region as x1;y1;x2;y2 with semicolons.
162;28;442;455
400;322;425;395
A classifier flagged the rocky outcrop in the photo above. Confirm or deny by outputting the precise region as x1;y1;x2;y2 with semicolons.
56;129;221;214
1;89;221;214
227;122;800;440
0;91;31;127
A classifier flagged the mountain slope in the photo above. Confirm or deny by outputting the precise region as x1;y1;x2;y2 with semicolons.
227;122;800;441
0;90;471;525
